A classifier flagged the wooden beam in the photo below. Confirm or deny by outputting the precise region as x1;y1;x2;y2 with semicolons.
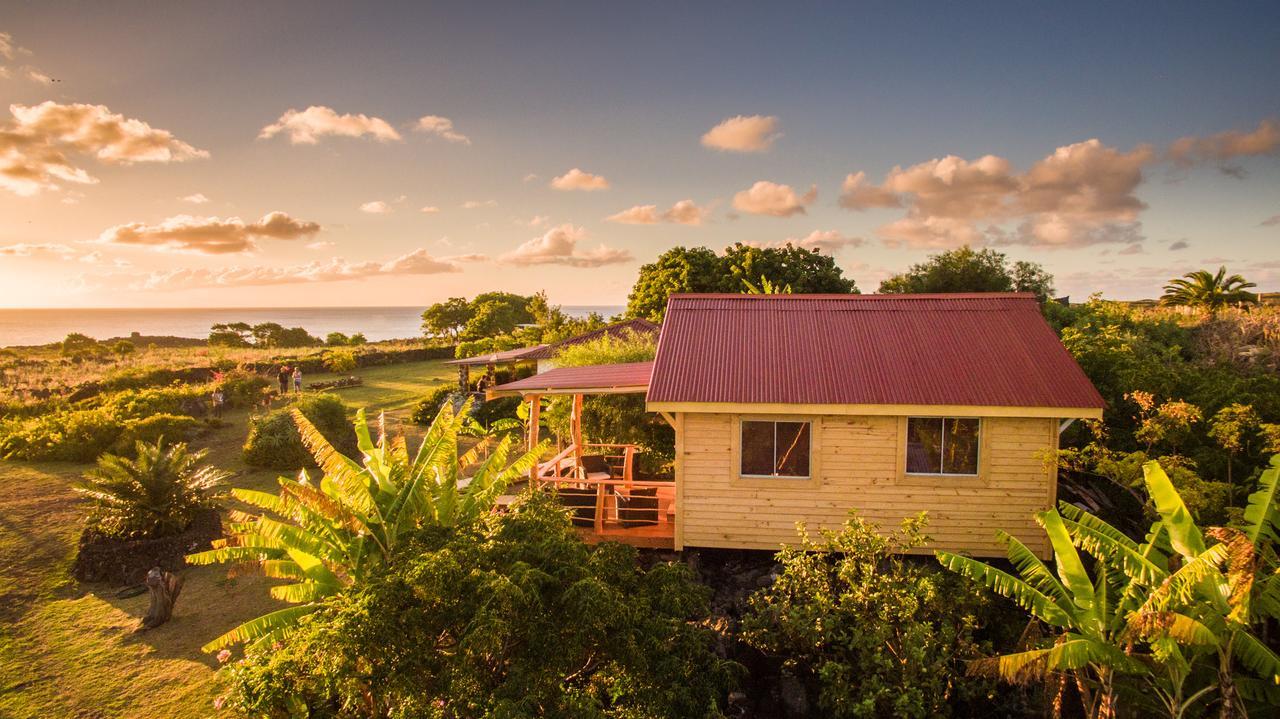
658;411;676;429
644;400;1104;420
571;393;584;465
526;393;541;481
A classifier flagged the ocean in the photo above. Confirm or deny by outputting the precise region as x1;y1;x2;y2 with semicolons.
0;306;626;347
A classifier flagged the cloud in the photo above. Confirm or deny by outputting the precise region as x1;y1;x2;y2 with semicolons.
606;199;709;226
138;248;461;290
517;214;550;227
306;240;335;250
701;115;781;153
259;105;401;145
1261;214;1280;227
838;171;900;210
780;230;865;253
97;211;321;254
461;199;497;209
420;205;441;214
1168;119;1280;166
413;115;470;144
1;101;209;196
500;223;632;267
1117;242;1144;255
0;32;15;61
0;242;76;257
180;193;210;204
551;168;610;191
732;181;816;217
24;67;53;85
1169;240;1190;251
523;173;539;182
844;138;1154;249
360;200;392;214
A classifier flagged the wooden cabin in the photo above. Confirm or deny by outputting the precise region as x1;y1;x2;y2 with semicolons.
491;293;1104;558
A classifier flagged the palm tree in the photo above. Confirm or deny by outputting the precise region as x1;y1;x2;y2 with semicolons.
75;438;227;539
1160;267;1257;310
188;398;545;652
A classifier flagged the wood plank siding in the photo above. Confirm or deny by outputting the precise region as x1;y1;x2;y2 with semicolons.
675;412;1059;557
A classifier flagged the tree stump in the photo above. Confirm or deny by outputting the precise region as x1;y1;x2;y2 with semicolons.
138;567;184;631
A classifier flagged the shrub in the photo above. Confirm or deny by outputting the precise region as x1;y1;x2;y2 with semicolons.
218;493;739;716
215;369;271;408
112;414;202;453
742;512;999;719
0;407;124;462
242;393;355;469
470;395;520;427
96;385;207;417
411;384;460;424
75;439;227;540
321;348;357;373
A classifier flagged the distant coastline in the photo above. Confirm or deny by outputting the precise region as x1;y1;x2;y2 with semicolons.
0;305;626;348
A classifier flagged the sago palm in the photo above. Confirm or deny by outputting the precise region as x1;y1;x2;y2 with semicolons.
1160;267;1257;310
188;397;546;652
75;438;227;539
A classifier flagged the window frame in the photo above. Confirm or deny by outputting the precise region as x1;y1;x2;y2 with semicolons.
731;416;820;488
902;416;983;478
738;418;813;479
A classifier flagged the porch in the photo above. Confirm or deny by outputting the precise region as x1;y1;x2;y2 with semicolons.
487;362;674;549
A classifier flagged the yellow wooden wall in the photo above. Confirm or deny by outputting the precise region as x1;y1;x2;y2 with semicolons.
675;412;1058;557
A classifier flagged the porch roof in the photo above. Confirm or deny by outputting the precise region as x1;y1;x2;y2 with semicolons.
444;344;546;366
487;361;653;397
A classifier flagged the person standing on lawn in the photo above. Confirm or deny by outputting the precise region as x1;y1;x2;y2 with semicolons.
278;365;290;394
292;366;302;393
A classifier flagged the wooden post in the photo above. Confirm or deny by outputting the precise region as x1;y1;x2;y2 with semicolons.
571;393;584;466
526;394;541;482
138;567;183;631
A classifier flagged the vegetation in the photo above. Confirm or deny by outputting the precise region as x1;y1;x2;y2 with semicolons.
627;243;858;321
207;322;323;348
75;438;228;541
218;493;739;717
1161;266;1258;310
938;457;1280;718
743;512;1007;718
191;398;545;652
554;327;658;367
878;246;1055;300
321;347;357;373
241;393;354;470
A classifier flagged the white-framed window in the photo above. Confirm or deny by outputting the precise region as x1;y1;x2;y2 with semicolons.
905;417;980;476
740;419;812;478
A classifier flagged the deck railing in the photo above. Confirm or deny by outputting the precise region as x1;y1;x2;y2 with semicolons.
533;443;674;546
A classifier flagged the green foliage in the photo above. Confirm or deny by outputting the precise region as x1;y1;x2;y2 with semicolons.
208;322;321;348
241;393;354;470
1161;266;1258;310
60;332;100;357
471;395;520;428
743;513;999;718
627;243;858;321
453;334;523;359
75;438;227;540
321;348;357;373
938;457;1280;717
412;384;460;424
878;245;1055;301
214;369;271;408
583;394;674;475
554;328;658;367
208;322;253;347
110;339;135;357
191;398;546;653
218;492;739;717
112;413;201;453
420;296;472;340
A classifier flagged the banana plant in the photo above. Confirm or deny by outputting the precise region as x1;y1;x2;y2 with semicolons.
188;397;546;652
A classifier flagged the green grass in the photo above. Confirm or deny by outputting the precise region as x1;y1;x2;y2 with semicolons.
0;359;452;718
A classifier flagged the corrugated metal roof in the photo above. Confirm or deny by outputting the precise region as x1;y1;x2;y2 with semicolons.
445;344;547;366
647;293;1104;409
520;318;659;360
489;361;653;396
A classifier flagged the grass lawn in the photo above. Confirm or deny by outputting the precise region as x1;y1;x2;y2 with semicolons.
0;359;452;718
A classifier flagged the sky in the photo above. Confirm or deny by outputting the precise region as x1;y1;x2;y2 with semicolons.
0;1;1278;308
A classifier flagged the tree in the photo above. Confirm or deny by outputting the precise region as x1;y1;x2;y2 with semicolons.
75;438;227;540
322;348;357;373
421;297;472;340
626;246;722;321
208;322;253;347
1209;403;1260;496
1161;267;1258;310
110;339;135;357
250;322;321;348
60;332;99;357
879;246;1055;301
347;332;367;345
189;399;545;652
463;294;534;338
324;331;350;346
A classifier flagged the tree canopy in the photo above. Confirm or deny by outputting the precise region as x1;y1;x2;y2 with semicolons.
627;243;858;321
1160;266;1258;310
878;246;1055;301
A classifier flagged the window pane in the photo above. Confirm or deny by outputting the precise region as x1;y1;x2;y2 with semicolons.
741;421;775;475
906;418;943;473
943;418;980;474
774;422;811;477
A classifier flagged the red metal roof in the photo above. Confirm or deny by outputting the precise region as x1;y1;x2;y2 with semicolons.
489;361;653;396
445;344;547;366
520;318;659;361
647;293;1104;409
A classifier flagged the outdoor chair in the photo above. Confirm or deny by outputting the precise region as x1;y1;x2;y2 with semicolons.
555;487;597;527
614;486;659;527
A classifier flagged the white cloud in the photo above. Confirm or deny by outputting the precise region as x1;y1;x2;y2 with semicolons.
138;248;462;290
779;230;865;253
551;168;610;191
517;214;550;227
0;242;77;257
1260;214;1280;227
180;193;209;204
24;67;53;85
838;171;900;210
360;200;392;214
420;205;441;214
413;115;470;144
523;173;539;182
1168;119;1279;166
606;199;709;226
461;199;497;209
732;181;816;217
701;115;781;153
0;101;208;196
500;223;632;267
306;240;335;250
259;105;401;145
1169;240;1190;251
97;211;320;254
0;32;15;61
